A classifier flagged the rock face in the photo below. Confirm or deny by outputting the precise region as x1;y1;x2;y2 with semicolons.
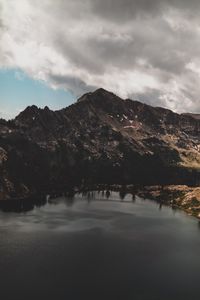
0;88;200;199
137;185;200;218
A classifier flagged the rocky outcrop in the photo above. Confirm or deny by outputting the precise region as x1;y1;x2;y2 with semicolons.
0;88;200;200
137;185;200;218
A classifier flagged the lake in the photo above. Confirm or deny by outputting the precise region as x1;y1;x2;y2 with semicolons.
0;191;199;300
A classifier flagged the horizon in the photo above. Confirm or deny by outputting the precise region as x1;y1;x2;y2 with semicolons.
1;86;200;121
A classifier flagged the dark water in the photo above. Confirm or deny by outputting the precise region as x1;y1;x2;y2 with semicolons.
0;191;200;300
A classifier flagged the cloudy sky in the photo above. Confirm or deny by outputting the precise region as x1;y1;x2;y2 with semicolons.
1;0;200;119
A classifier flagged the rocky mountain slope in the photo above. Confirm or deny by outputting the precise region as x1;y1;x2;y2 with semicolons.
182;113;200;120
0;88;200;200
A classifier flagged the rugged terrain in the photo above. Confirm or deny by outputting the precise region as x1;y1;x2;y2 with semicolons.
0;88;200;201
136;185;200;218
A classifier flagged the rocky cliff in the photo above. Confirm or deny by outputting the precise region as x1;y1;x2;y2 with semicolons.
0;88;200;199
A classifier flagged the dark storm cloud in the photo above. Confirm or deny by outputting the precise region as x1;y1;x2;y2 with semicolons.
1;0;200;113
129;88;165;107
90;0;200;21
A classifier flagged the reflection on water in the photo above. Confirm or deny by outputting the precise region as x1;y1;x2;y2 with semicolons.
0;190;200;300
0;189;137;213
0;196;47;213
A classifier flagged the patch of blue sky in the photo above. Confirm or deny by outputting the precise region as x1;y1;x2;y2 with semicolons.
0;68;75;119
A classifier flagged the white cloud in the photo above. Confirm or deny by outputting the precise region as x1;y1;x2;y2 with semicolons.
1;0;200;112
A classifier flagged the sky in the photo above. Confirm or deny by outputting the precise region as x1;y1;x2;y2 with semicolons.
0;69;74;119
1;0;200;119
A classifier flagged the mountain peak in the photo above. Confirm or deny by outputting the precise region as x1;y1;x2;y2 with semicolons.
44;105;50;111
25;105;39;112
93;88;119;98
93;88;112;94
77;88;121;103
15;105;41;123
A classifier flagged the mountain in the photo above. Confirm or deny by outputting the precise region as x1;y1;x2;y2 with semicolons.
0;88;200;200
182;113;200;120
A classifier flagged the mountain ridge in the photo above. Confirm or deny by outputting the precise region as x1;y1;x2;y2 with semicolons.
4;87;198;122
0;88;200;200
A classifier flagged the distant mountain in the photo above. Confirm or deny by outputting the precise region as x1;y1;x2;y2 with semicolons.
182;113;200;120
0;88;200;199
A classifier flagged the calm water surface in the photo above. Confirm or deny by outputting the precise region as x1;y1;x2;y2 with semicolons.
0;191;200;300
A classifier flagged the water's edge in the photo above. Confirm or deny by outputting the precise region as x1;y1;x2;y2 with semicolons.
0;184;199;219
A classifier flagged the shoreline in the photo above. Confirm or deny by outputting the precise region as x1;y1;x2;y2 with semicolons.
0;184;200;218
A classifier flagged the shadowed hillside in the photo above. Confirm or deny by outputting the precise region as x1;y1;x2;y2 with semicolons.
0;88;200;199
